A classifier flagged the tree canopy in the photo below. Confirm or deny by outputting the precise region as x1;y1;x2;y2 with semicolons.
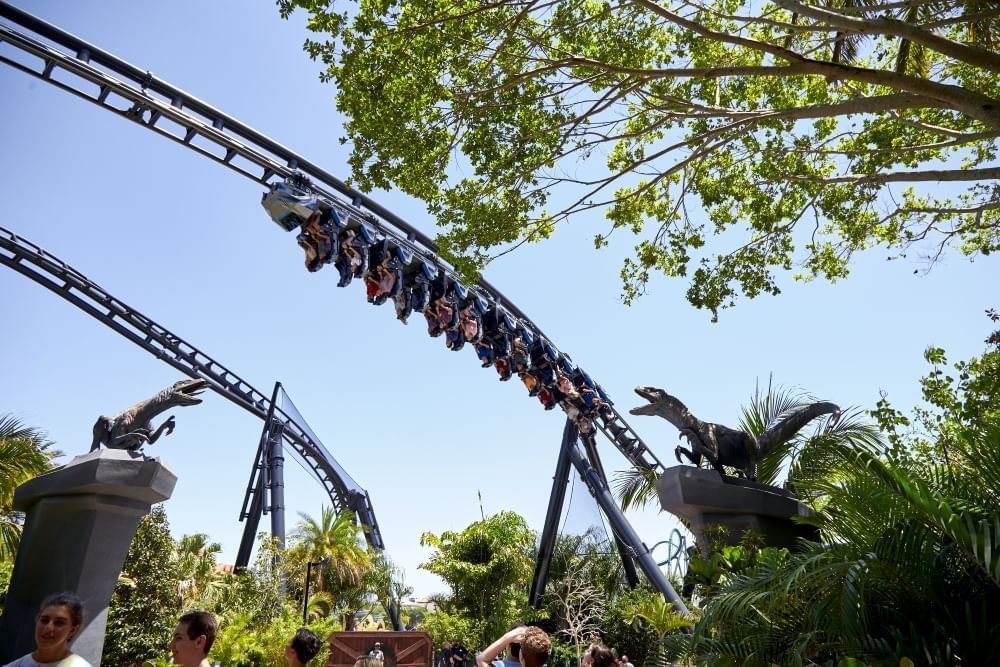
419;510;535;645
279;0;999;317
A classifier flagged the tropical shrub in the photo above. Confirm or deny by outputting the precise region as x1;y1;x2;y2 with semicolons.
663;322;1000;665
419;510;535;646
0;415;58;560
104;506;181;667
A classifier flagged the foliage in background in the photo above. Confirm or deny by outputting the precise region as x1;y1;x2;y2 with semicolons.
549;555;605;665
207;536;291;628
402;603;428;630
418;608;483;656
279;0;998;318
212;606;339;667
292;505;372;592
420;510;535;647
0;559;11;615
663;318;1000;665
103;505;181;667
0;415;58;560
598;587;668;667
176;532;223;609
546;640;581;667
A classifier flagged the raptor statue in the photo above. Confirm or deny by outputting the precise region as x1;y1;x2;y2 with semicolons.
90;378;208;452
630;386;841;481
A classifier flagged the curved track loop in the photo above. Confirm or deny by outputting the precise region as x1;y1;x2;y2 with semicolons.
0;225;385;550
0;2;664;473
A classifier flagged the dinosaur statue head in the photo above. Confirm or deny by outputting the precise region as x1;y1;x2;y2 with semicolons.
631;386;705;434
159;378;208;406
630;386;690;419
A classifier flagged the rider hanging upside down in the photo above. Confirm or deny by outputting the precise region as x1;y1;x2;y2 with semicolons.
459;304;479;341
365;260;397;304
297;210;335;272
424;296;454;337
335;229;366;287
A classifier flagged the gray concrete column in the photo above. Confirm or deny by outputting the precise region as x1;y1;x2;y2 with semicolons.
656;466;818;554
0;449;176;666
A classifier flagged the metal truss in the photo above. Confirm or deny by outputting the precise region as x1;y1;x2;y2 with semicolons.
0;1;666;473
0;225;385;551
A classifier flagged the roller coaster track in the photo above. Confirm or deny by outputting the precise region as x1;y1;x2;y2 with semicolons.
0;224;385;551
0;4;664;481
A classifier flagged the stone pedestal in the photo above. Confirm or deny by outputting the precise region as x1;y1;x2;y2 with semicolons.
0;449;176;666
656;466;817;553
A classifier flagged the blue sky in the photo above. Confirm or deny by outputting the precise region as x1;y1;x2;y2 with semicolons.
0;0;995;598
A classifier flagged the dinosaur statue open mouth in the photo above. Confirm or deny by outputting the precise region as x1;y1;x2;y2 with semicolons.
629;386;665;415
171;378;208;406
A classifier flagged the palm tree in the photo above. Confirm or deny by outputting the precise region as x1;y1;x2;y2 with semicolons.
662;421;1000;664
293;506;371;594
0;415;59;560
175;532;223;607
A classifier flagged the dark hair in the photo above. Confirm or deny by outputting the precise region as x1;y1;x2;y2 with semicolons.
38;593;84;627
586;644;616;667
291;628;323;664
179;610;218;655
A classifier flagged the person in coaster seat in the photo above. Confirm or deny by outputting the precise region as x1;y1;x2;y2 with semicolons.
538;386;560;410
475;341;494;367
494;357;512;380
424;305;440;335
376;264;398;302
410;279;431;312
425;296;455;336
393;289;411;324
510;339;530;374
296;211;334;273
446;327;466;351
335;229;366;287
520;371;539;396
459;304;480;342
364;259;398;304
437;295;459;332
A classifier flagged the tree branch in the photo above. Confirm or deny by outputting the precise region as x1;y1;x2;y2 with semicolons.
787;166;1000;184
631;0;1000;129
774;0;1000;72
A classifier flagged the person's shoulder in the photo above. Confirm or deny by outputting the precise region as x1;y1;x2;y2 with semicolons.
2;653;31;667
61;655;93;667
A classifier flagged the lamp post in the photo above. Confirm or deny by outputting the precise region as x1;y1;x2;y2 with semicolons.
303;556;330;624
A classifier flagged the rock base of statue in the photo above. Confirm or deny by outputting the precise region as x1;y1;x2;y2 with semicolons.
0;449;176;667
656;466;817;553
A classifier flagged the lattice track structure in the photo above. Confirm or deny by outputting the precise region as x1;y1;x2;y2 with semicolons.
0;1;664;472
0;3;684;603
0;225;385;550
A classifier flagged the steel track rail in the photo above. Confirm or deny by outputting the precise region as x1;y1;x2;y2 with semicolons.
0;225;385;550
0;2;665;472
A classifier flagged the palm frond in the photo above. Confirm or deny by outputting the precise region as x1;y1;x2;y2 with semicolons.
613;465;660;511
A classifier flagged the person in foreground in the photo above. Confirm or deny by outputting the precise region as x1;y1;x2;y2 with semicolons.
169;611;217;667
3;593;92;667
285;628;323;666
477;626;551;667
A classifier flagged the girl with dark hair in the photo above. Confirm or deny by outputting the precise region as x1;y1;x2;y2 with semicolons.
285;628;323;666
2;593;93;667
581;643;616;667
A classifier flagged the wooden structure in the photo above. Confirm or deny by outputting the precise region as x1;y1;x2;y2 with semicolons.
324;631;433;667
